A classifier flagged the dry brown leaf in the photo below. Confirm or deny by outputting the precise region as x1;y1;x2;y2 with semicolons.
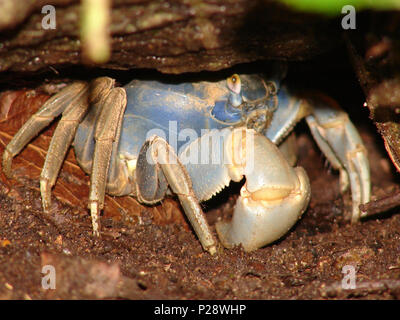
0;88;188;229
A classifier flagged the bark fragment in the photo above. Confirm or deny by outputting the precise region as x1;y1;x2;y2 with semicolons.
0;0;340;74
345;12;400;214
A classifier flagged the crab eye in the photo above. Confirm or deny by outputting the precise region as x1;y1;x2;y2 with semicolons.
227;74;241;94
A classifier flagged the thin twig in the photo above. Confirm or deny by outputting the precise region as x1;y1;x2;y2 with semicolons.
321;279;400;298
360;193;400;217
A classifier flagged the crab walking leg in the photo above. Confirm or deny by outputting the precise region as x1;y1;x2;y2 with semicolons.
136;136;218;255
215;128;311;252
88;87;127;236
2;82;88;178
40;78;115;212
302;99;371;223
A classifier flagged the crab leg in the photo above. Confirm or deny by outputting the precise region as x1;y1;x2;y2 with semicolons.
2;82;88;178
39;90;89;211
39;78;116;212
136;136;218;255
215;128;311;252
88;86;127;236
302;97;371;223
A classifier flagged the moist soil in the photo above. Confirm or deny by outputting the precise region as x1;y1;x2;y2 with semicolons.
0;55;400;300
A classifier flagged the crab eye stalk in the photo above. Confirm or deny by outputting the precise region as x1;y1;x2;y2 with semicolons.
227;74;241;94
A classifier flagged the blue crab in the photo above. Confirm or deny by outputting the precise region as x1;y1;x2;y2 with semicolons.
2;66;370;255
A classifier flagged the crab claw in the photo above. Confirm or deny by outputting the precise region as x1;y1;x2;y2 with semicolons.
215;129;310;252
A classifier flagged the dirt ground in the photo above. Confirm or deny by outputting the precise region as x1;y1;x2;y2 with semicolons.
0;52;400;300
